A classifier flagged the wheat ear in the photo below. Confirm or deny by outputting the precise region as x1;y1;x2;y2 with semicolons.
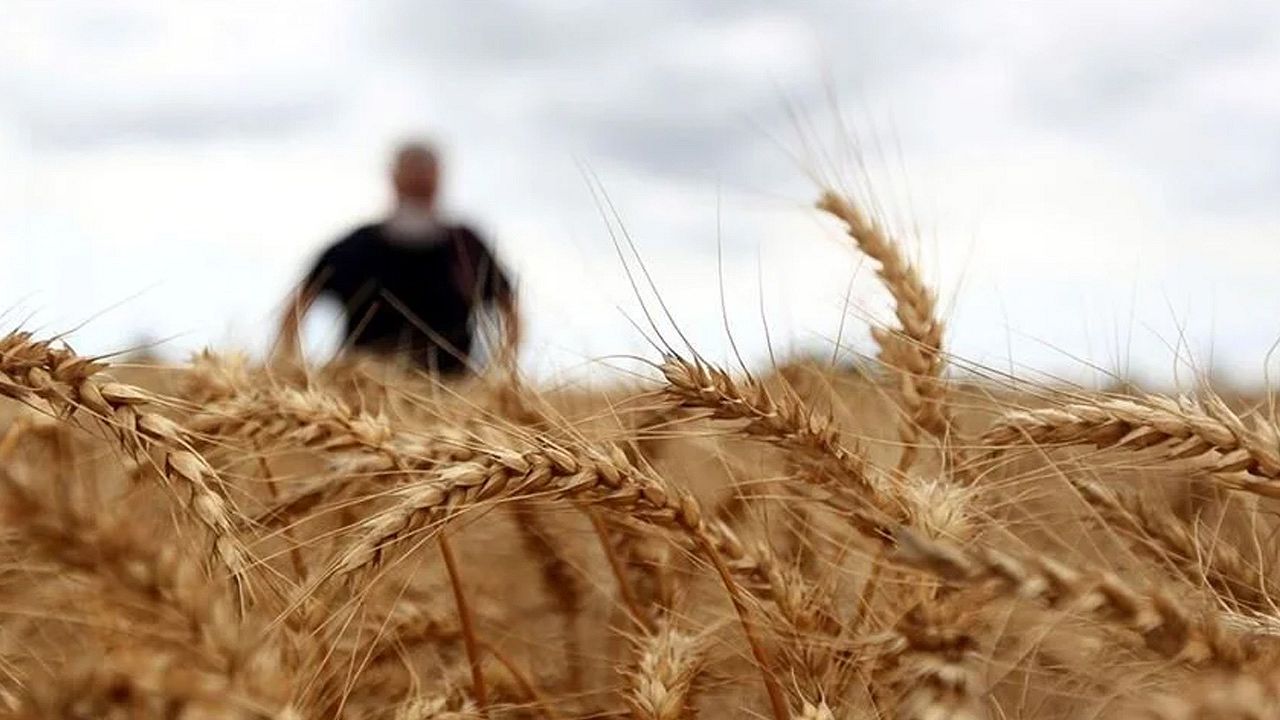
661;354;898;540
0;471;300;714
894;528;1248;667
888;601;984;720
326;439;788;720
18;648;260;719
816;191;954;472
194;384;475;528
0;331;247;578
0;473;238;657
625;623;708;720
1076;479;1279;615
983;394;1280;497
392;693;482;719
791;699;835;720
1146;669;1280;720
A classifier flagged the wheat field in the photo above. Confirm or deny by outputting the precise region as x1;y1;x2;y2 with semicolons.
1;189;1277;719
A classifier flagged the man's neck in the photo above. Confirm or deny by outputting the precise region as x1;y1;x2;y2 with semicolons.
385;202;442;243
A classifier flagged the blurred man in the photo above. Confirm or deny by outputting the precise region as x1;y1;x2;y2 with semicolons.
278;141;519;374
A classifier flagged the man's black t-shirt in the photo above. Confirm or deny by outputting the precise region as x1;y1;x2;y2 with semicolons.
305;222;511;373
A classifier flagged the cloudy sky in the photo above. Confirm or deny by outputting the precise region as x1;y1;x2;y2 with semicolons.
4;1;1280;386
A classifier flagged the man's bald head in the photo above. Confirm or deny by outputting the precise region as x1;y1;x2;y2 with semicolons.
391;141;441;207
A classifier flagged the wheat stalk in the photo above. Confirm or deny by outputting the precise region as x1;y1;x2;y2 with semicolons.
511;503;588;689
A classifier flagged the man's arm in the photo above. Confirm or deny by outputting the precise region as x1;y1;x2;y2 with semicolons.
276;236;353;361
496;288;522;367
455;226;521;367
274;282;320;361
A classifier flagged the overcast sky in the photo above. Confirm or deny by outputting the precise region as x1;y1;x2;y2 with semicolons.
4;1;1280;386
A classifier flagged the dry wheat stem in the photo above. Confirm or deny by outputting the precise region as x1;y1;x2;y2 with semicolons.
489;377;593;689
251;445;308;580
473;641;563;720
707;519;844;705
696;531;790;720
511;503;587;689
589;509;653;632
438;531;489;710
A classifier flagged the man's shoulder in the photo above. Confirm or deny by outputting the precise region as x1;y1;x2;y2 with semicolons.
339;222;386;245
323;223;384;257
443;218;479;231
442;221;489;248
